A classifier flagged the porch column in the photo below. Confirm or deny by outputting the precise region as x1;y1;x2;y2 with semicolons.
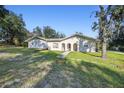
77;44;80;52
71;43;73;51
65;43;67;51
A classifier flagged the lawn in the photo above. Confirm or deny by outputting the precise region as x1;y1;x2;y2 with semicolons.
0;48;124;88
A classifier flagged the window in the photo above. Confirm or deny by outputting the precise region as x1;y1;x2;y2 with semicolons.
84;44;88;47
53;43;59;48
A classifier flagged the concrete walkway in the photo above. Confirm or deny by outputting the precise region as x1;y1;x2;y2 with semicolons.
57;51;71;59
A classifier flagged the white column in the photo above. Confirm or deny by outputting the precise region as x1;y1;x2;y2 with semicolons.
65;43;67;51
77;41;80;52
71;43;73;51
77;44;79;52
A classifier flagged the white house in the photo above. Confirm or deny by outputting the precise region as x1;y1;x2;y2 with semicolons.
25;34;97;52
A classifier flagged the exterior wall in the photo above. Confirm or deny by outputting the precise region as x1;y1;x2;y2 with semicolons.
79;39;96;52
60;37;79;51
47;42;61;51
47;37;80;51
27;36;96;52
89;42;96;52
28;38;48;49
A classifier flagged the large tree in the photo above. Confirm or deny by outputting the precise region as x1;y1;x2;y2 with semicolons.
92;5;124;59
0;6;9;21
92;6;113;59
0;6;9;40
1;11;28;45
0;6;29;46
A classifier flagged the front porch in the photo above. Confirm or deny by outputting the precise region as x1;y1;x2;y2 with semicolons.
61;43;79;51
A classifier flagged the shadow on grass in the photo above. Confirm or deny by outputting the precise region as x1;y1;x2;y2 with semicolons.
0;48;124;88
82;52;101;58
34;58;124;88
0;48;61;88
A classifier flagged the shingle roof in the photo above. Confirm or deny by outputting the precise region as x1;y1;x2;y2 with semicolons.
24;34;96;42
24;36;46;42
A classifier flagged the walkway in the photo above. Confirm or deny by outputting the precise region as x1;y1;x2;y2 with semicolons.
57;51;71;59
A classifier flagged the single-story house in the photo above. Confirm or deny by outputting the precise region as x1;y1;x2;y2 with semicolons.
0;39;5;43
25;34;97;52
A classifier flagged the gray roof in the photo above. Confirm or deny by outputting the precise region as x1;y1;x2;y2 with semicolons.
24;34;96;42
24;36;46;42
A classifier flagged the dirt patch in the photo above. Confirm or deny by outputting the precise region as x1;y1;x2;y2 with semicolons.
0;53;11;56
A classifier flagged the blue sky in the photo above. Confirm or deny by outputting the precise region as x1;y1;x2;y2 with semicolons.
5;5;99;38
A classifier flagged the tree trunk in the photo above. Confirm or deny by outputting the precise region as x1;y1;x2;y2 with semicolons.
102;41;107;59
9;34;15;45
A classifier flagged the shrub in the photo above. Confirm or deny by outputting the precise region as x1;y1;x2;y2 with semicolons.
13;37;20;46
22;42;28;47
119;47;124;52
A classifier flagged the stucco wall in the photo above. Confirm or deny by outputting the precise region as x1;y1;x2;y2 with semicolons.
28;39;48;49
46;37;80;51
28;36;96;52
79;39;96;52
60;37;79;51
47;42;61;51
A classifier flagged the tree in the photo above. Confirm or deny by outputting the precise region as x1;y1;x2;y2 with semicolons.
109;26;124;50
0;6;29;46
92;6;111;59
43;26;56;38
33;26;42;36
55;32;65;38
108;21;124;51
0;6;9;41
107;6;124;51
92;5;124;59
1;11;28;45
0;5;9;21
58;33;66;38
43;26;66;38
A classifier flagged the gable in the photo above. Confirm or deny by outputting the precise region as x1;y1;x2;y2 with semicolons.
24;36;46;42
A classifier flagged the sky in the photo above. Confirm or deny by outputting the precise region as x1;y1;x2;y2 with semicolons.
5;5;99;38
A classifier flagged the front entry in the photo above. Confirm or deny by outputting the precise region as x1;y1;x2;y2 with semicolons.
67;43;71;51
73;43;78;51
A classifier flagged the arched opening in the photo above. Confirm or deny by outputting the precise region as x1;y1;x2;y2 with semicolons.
73;43;78;51
67;43;71;51
62;43;65;51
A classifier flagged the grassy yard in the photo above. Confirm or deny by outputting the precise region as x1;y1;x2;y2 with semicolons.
0;48;124;88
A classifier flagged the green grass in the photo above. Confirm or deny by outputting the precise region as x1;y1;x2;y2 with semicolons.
65;51;124;87
0;48;124;88
0;48;62;88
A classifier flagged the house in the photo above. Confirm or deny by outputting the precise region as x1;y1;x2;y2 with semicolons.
25;34;97;52
0;39;5;43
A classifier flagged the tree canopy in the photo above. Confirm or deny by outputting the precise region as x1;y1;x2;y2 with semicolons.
32;26;66;38
0;6;29;46
92;5;124;59
0;6;66;46
107;6;124;51
33;26;42;36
